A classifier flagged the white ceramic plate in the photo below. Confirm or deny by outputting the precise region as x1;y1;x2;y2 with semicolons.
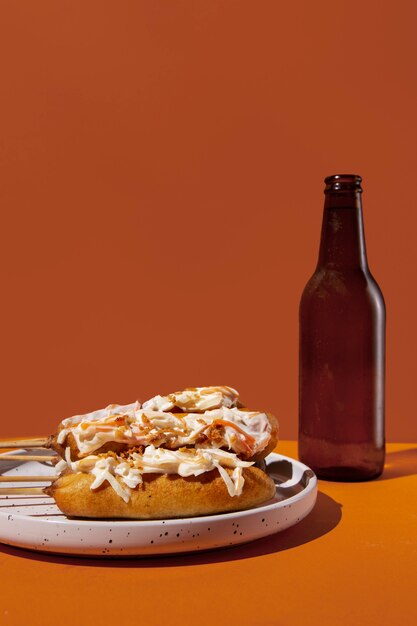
0;451;317;556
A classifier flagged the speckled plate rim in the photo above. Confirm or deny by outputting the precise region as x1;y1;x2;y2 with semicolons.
0;452;317;556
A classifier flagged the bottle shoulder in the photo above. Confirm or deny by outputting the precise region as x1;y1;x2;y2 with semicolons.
366;269;386;306
301;267;385;308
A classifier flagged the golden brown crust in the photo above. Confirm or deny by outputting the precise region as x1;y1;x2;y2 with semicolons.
45;467;276;519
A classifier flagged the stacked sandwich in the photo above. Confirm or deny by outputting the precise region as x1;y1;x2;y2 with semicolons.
46;386;278;519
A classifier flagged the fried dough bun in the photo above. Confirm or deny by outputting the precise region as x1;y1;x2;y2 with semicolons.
45;466;276;519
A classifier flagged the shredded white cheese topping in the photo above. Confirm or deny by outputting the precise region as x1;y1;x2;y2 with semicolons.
57;405;272;458
57;445;254;503
142;386;240;412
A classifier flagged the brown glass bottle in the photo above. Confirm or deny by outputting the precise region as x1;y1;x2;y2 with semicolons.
299;174;385;481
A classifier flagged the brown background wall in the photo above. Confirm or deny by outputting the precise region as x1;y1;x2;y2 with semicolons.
0;0;416;441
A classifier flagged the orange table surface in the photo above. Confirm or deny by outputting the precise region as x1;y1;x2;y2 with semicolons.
1;441;416;626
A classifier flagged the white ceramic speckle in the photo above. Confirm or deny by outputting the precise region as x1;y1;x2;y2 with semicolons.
0;452;317;556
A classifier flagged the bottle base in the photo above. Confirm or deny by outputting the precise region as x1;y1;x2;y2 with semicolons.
298;435;385;482
312;466;383;482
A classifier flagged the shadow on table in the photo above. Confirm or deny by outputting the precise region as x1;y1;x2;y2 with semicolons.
379;447;417;481
0;491;342;567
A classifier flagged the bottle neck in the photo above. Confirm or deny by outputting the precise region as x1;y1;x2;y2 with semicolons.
317;190;368;270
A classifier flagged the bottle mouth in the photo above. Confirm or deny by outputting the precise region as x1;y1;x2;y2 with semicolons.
324;174;362;193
